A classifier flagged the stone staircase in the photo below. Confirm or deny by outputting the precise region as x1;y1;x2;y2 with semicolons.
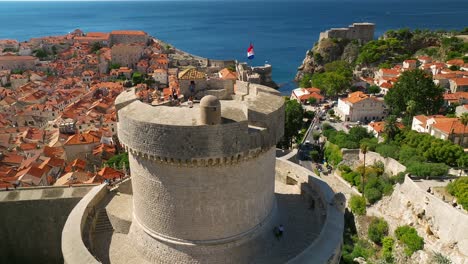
94;209;114;233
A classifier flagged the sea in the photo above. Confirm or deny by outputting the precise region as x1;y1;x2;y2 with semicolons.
0;0;467;94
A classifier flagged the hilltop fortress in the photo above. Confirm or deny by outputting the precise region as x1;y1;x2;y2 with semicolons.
318;22;375;43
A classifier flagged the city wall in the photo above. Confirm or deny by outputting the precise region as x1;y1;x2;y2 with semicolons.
373;176;468;263
0;185;94;264
275;158;344;264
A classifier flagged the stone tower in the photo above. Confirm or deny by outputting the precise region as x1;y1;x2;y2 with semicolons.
114;85;284;263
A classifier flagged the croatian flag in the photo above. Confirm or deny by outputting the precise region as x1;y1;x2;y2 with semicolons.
247;43;255;60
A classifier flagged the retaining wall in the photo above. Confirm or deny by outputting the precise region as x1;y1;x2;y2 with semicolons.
359;151;406;176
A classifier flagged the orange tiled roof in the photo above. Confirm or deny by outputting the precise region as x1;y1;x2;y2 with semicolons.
111;30;146;36
369;121;404;133
97;166;124;180
451;78;468;86
64;132;100;146
432;119;467;135
219;68;237;80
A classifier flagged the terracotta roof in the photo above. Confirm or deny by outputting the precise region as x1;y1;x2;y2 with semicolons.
299;92;324;101
451;78;468;86
111;30;146;36
342;91;372;104
447;59;465;66
432;119;467;135
369;121;404;133
65;158;87;173
219;68;237;80
97;166;124;180
0;55;36;61
64;132;101;146
2;153;24;165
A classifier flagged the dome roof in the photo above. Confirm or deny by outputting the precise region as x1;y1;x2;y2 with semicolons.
200;95;220;107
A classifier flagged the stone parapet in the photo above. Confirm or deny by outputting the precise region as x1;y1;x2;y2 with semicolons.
62;184;108;264
275;158;344;264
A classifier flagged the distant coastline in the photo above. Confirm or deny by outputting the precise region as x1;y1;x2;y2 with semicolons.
0;0;466;94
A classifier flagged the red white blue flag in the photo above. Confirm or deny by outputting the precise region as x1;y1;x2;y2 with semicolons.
247;43;254;60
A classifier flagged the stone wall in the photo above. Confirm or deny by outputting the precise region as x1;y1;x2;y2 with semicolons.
129;147;276;242
62;184;108;264
275;158;344;264
359;151;406;176
0;185;94;264
0;56;37;70
179;78;234;99
319;23;375;43
111;44;144;68
110;33;148;45
372;176;468;263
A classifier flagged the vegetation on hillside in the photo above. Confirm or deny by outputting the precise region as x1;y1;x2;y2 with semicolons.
278;98;304;149
395;225;424;256
447;177;468;210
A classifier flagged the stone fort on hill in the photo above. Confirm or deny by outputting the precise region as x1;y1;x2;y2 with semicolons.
319;22;375;43
60;80;345;263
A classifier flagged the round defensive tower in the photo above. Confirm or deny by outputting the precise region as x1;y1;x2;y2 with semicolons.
114;86;285;262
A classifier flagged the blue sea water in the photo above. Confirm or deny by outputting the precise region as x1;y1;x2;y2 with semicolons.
0;0;467;94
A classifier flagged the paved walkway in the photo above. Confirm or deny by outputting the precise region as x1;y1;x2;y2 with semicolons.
92;180;326;264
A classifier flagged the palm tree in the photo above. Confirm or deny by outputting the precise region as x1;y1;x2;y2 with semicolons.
360;143;368;195
460;113;468;147
384;115;399;142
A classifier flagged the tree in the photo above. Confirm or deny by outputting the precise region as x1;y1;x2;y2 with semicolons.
360;143;368;194
384;69;444;116
368;85;381;95
91;42;103;53
132;72;144;84
307;97;317;105
349;195;366;215
460;113;468;147
279;99;303;148
299;73;313;88
368;217;389;244
110;63;121;70
312;72;350;97
33;48;48;59
384;115;399;141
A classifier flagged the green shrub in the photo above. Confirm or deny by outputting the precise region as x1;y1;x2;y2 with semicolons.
106;152;129;170
395;225;424;256
324;143;342;166
376;144;400;159
349;195;366;215
368;217;389;244
364;187;382;204
431;252;452;264
382;236;395;262
406;161;448;178
446;177;468;210
342;171;361;186
309;150;320;162
338;164;352;173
